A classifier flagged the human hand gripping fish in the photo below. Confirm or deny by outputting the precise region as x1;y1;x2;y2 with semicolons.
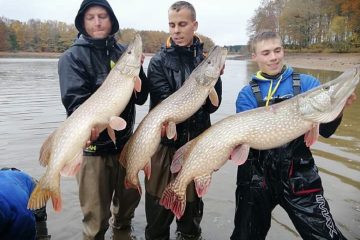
27;34;143;212
119;46;227;194
160;67;359;219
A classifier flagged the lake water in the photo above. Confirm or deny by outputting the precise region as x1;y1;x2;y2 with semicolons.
0;57;359;240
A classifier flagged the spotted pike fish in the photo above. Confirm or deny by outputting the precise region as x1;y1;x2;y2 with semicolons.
120;46;227;193
27;34;143;212
160;67;359;219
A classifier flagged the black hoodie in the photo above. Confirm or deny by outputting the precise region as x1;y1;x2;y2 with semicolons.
75;0;119;36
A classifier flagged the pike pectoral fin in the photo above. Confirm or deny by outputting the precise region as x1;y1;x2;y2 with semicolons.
124;179;142;195
107;127;116;144
166;121;177;140
134;75;142;92
171;140;192;173
304;124;319;147
143;161;152;180
194;174;212;197
230;144;250;165
60;151;83;177
109;116;127;131
209;87;219;107
39;130;56;167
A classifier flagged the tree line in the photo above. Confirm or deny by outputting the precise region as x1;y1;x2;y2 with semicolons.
247;0;360;52
1;0;359;55
0;17;218;54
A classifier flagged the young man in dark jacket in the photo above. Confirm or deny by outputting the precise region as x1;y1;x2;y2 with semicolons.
145;1;223;240
58;0;148;239
231;30;356;240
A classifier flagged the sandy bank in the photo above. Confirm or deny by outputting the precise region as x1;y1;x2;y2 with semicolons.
284;52;360;72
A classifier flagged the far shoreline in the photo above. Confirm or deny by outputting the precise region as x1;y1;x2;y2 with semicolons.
1;51;359;72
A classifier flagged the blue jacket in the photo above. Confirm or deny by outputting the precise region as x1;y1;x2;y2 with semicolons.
236;66;319;112
0;170;36;240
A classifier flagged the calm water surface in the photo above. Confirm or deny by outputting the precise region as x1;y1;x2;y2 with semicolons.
0;57;359;239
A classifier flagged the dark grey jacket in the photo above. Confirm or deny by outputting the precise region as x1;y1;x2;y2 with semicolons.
147;37;222;148
58;35;148;155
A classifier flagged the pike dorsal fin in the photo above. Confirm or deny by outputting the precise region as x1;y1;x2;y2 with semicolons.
39;130;56;167
209;87;219;107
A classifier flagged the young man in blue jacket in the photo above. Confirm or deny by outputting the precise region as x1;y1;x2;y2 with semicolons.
231;30;356;240
0;168;50;240
58;0;149;239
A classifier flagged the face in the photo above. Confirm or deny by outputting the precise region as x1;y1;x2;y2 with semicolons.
83;5;112;39
252;38;284;75
168;8;198;47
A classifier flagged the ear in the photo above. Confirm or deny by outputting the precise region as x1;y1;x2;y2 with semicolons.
193;20;198;32
251;53;257;61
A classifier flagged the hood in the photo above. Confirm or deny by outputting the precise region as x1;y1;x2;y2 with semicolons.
75;0;119;36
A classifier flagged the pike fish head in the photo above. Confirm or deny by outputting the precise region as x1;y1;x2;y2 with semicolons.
299;67;359;122
116;34;143;76
194;46;227;87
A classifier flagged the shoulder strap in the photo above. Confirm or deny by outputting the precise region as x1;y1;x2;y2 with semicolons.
292;72;301;96
249;80;265;107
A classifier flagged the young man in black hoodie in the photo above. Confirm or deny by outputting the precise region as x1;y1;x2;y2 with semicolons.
58;0;148;239
145;1;223;239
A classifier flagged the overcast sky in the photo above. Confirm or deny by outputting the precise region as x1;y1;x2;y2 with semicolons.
0;0;261;46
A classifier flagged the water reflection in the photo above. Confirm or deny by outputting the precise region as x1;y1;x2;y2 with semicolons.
0;58;358;239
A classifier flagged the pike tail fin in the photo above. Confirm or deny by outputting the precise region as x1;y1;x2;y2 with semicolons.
160;182;186;219
27;176;62;212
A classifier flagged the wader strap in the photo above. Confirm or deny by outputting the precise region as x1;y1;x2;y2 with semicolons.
249;80;265;107
292;72;301;96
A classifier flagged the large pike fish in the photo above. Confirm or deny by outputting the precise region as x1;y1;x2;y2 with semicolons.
160;67;359;219
120;46;227;193
27;34;143;212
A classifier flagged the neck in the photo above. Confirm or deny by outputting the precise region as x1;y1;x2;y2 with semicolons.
261;65;286;79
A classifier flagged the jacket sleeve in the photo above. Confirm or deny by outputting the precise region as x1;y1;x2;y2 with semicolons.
133;66;149;105
319;115;342;138
203;77;222;113
147;55;173;107
235;85;258;113
58;50;92;116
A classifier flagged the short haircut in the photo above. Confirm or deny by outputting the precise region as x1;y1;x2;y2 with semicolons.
251;30;282;53
169;1;196;21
